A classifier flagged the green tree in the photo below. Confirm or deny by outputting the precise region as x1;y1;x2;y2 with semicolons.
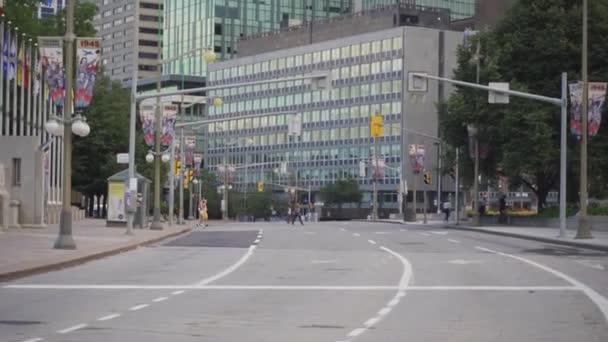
319;179;363;208
441;0;608;208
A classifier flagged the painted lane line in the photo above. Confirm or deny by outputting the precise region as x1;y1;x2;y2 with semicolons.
196;245;257;286
388;298;400;306
406;286;578;291
447;239;461;243
338;246;413;342
475;246;608;323
378;307;392;316
374;232;390;235
353;233;361;237
364;317;381;327
418;232;431;237
21;338;43;342
129;304;149;311
153;296;168;303
97;313;121;321
57;324;87;334
431;231;448;235
348;328;366;337
171;290;185;295
368;239;377;245
254;239;261;244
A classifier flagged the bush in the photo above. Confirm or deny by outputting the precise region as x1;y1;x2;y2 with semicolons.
589;206;608;216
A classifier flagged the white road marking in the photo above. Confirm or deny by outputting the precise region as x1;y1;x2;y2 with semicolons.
447;239;461;243
475;246;608;323
152;296;168;302
129;304;149;311
431;231;448;235
353;233;360;237
575;259;606;271
388;298;400;306
254;239;261;244
195;245;257;286
348;328;366;337
57;324;87;334
374;231;390;235
368;239;376;245
311;259;338;264
340;228;347;232
21;338;43;342
447;259;482;265
97;313;121;321
378;307;392;316
3;284;579;291
364;317;381;327
418;232;431;237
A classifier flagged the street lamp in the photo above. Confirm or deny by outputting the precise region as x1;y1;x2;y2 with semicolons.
467;124;480;226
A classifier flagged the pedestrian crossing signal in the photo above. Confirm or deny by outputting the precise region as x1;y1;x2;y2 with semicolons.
424;173;431;185
257;181;264;192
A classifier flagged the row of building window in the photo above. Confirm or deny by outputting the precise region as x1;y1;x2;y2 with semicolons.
208;36;402;83
209;79;402;117
208;101;402;135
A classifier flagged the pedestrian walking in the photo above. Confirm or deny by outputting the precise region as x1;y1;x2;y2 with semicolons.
291;202;304;226
442;200;451;222
199;198;208;228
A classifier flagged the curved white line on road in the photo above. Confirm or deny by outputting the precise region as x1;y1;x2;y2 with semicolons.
475;246;608;323
195;245;257;286
21;338;43;342
97;313;121;321
343;245;413;342
57;324;87;334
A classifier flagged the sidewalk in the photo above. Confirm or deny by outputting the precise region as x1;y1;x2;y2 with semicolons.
0;219;192;282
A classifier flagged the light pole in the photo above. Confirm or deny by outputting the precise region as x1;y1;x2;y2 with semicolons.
468;124;480;226
126;0;140;234
576;0;592;239
51;0;91;249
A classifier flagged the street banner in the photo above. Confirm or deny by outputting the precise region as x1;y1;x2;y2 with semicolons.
185;135;196;166
194;153;202;176
409;144;425;174
161;104;178;147
38;37;64;107
139;104;155;147
569;82;607;138
372;158;385;179
74;38;101;112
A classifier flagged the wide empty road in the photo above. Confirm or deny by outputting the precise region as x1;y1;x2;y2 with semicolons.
1;221;607;342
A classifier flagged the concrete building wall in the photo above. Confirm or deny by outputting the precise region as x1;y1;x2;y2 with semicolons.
0;136;45;227
94;0;163;85
238;4;450;57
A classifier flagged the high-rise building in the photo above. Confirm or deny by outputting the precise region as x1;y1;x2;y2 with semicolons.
94;0;163;84
205;25;462;213
37;0;67;20
359;0;475;20
162;0;355;77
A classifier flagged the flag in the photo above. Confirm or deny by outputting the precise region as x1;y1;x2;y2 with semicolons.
2;28;7;78
38;37;64;107
74;38;100;112
570;82;608;138
9;32;16;81
23;44;29;89
16;43;23;86
34;56;41;95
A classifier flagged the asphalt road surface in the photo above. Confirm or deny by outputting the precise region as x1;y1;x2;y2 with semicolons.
1;221;607;342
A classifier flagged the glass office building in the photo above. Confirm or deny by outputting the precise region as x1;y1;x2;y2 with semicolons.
362;0;475;20
205;26;461;209
163;0;354;77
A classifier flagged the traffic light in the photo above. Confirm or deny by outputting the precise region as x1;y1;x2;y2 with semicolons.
424;173;431;185
174;160;181;176
188;169;194;182
257;181;264;192
449;167;456;180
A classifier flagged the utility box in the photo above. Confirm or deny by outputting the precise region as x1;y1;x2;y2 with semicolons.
106;169;151;228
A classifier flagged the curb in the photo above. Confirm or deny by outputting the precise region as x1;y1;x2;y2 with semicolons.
448;225;608;253
0;227;192;283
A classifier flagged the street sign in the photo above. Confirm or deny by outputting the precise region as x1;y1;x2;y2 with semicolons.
116;153;129;164
489;82;510;104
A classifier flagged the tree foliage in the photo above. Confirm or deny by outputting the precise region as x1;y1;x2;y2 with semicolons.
441;0;608;208
319;179;363;207
4;0;97;37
